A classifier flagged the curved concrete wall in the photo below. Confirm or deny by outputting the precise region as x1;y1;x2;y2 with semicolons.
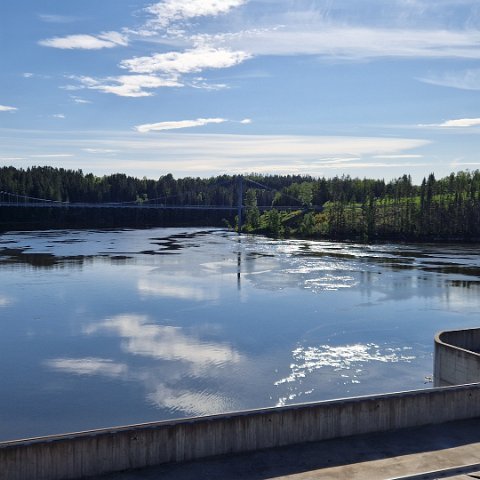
2;383;480;480
434;328;480;387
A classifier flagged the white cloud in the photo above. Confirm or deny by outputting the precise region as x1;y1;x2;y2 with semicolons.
420;118;480;127
136;117;227;132
0;105;17;112
240;118;252;124
120;47;251;75
39;31;128;50
142;0;247;33
52;114;65;119
73;74;182;97
441;118;480;127
45;357;128;377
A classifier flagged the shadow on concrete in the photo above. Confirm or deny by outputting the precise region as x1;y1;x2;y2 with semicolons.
94;418;480;480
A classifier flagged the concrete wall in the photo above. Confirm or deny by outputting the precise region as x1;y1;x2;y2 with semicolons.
434;328;480;387
2;383;480;480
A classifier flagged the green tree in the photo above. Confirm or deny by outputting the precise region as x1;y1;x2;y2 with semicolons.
245;188;260;230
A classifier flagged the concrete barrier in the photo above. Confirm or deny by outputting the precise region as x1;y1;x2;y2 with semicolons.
2;383;480;480
434;328;480;387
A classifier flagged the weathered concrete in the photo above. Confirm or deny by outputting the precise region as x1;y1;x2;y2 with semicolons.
3;384;480;480
434;328;480;387
90;418;480;480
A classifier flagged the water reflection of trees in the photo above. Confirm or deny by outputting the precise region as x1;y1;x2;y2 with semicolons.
0;248;135;269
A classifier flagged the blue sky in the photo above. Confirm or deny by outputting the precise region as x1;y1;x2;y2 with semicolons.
1;0;480;182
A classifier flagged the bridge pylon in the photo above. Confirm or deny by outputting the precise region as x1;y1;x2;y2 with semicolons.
237;175;243;233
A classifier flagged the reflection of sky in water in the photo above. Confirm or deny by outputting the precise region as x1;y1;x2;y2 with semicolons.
0;294;12;306
1;228;480;441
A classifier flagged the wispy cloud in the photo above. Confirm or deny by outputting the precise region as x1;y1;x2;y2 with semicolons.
38;14;79;24
419;118;480;127
0;157;25;161
135;117;253;132
451;161;480;166
52;113;65;119
1;129;429;178
189;77;228;90
39;31;128;50
70;96;91;104
30;154;73;158
213;26;480;60
120;47;251;75
373;154;424;159
0;105;17;112
82;148;118;154
136;117;227;132
418;69;480;90
71;74;182;97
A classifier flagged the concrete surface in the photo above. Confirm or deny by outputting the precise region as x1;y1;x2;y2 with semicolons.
92;418;480;480
4;384;480;480
435;328;480;387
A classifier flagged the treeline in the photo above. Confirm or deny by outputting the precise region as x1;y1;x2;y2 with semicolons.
0;166;312;206
246;171;480;241
1;166;480;241
0;166;417;207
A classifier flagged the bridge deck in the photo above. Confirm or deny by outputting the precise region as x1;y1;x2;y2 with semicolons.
0;202;320;211
92;418;480;480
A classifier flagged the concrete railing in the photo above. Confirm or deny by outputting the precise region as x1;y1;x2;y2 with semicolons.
2;383;480;480
434;328;480;387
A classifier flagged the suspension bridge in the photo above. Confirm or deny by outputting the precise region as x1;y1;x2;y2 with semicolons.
0;176;323;227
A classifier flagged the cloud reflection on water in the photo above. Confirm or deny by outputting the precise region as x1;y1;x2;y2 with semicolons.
146;384;237;416
84;314;242;367
44;357;128;377
41;313;245;416
0;295;12;306
138;277;220;301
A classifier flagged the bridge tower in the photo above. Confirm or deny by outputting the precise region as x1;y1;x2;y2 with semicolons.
237;175;243;233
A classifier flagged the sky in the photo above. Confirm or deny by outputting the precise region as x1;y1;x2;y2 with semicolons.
1;0;480;183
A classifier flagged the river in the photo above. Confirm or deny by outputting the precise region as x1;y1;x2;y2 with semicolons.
0;228;479;441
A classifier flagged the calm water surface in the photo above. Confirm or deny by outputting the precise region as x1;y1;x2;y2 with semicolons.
1;228;479;441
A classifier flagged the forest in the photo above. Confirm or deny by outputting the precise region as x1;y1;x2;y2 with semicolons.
1;165;480;241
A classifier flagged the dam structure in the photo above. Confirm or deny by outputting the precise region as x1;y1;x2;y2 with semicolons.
2;328;480;480
434;327;480;387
